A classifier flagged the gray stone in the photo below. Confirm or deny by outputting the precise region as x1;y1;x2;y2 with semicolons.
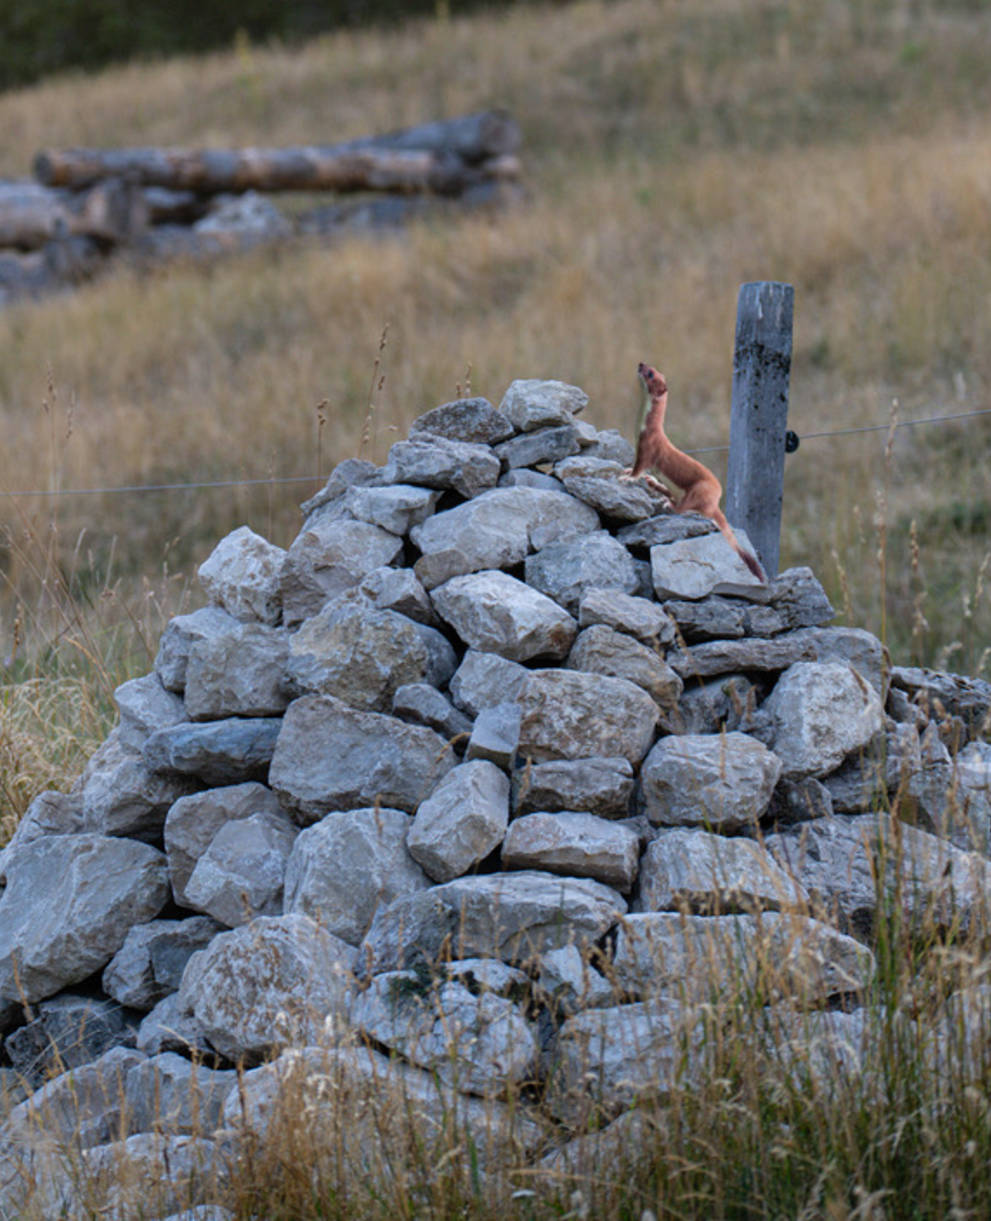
535;944;614;1017
514;755;634;819
144;718;282;786
268;695;456;823
617;513;718;550
465;702;520;769
361;870;626;973
502;811;640;892
2;1045;144;1150
889;664;991;736
432;570;577;662
662;596;749;642
579;427;636;465
344;482;440;535
79;727;199;841
177;913;355;1062
223;1042;544;1174
612;911;873;1004
765;813;991;939
566;624;683;708
286;592;456;712
548;996;704;1124
950;741;991;854
517;669;660;764
554;455;671;521
634;827;808;914
407;760;510;882
410;486;598;586
386;432;501;498
409;396;514;444
768;566;836;630
524;531;639;612
80;1132;228;1221
184;619;290;719
443;958;530;998
651;530;769;601
4;994;134;1090
499;378;587;429
494;423;580;469
0;833;169;1005
0;790;83;880
125;1052;237;1136
392;682;473;742
660;673;759;736
103;916;222;1010
669;625;885;687
765;776;835;826
154;605;242;693
640;732;782;830
164;782;284;907
299;457;382;520
764;661;884;779
498;467;562;491
359;564;438;625
578;587;676;646
280;515;403;625
136;993;211;1058
283;807;430;947
114;673;187;750
448;649;529;716
197;525;286;626
823;721;920;814
184;808;298;927
349;973;537;1096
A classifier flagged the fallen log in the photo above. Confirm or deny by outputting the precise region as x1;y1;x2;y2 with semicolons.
34;110;523;194
0;178;147;250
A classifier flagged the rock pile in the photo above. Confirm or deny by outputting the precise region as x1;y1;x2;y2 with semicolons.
1;377;991;1216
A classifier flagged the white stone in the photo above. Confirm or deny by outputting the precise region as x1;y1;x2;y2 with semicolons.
432;570;578;662
407;760;510;882
197;525;286;625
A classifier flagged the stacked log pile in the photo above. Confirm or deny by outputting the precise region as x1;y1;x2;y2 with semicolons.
1;377;990;1215
0;110;523;307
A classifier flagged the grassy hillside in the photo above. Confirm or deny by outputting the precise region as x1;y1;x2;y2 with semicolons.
1;0;990;795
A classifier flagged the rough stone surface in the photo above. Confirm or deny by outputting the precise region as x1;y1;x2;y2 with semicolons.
517;669;660;764
184;619;290;719
136;994;211;1058
0;833;169;1005
494;422;580;469
392;682;473;741
177;913;356;1062
499;378;588;429
432;570;577;662
554;455;672;521
283;807;430;946
578;587;676;646
361;871;626;973
640;732;782;829
164;782;284;906
567;624;683;708
409;396;514;444
651;530;769;601
617;513;718;550
764;661;885;780
114;674;187;750
154;606;243;694
344;482;440;534
514;755;635;819
183;808;298;927
124;1052;237;1136
197;525;286;625
269;695;456;823
4;994;136;1090
524;532;640;612
103;916;222;1010
359;564;438;625
78;728;199;841
535;944;614;1017
634;828;809;914
502;811;640;892
386;432;501;499
299;457;382;521
407;760;510;882
286;593;456;711
448;649;529;716
144;718;282;786
0;790;84;881
612;912;874;1004
349;973;537;1096
280;516;403;625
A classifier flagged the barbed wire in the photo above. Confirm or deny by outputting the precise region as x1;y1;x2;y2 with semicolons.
1;405;989;499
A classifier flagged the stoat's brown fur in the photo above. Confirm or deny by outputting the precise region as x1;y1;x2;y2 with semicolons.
630;362;765;582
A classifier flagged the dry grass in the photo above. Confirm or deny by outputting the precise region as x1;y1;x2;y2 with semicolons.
0;0;990;800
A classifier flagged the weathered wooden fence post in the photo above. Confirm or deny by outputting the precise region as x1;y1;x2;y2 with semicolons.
725;280;794;580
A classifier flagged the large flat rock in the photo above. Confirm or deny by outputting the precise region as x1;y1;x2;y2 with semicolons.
516;669;660;764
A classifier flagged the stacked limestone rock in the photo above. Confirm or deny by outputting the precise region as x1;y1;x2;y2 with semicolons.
1;378;991;1216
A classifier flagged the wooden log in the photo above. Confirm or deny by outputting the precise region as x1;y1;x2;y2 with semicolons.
725;281;795;580
0;178;147;250
34;112;523;194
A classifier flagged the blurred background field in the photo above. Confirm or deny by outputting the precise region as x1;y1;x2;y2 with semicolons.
1;0;990;804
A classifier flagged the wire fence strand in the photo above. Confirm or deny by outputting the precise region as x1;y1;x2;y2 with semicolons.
1;406;989;499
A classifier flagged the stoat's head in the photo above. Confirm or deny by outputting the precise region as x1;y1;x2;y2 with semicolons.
637;362;667;399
